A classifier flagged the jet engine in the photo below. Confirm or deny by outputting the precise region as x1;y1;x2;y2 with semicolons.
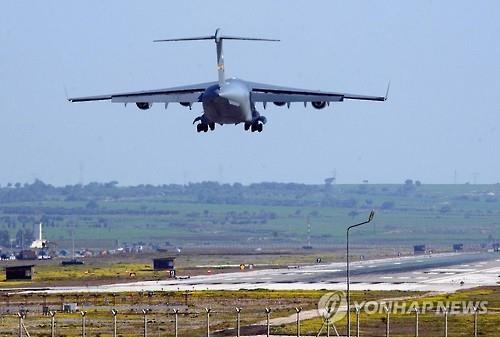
136;102;152;110
273;101;286;106
312;101;327;109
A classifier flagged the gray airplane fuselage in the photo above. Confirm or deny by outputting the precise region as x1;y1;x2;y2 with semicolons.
202;78;254;125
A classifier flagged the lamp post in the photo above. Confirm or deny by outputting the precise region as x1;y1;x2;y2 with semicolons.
347;210;375;337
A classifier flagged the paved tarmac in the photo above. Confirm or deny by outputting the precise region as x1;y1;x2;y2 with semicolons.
20;252;500;294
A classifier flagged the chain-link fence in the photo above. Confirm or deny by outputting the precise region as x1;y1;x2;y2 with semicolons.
2;306;499;337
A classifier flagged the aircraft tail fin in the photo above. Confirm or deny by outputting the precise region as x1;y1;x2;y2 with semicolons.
154;29;279;87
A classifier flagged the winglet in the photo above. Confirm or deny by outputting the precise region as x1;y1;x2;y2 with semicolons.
384;81;391;101
63;84;70;102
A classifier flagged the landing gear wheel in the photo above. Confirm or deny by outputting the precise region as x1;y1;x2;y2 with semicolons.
196;124;203;133
251;124;257;132
244;123;251;131
209;123;215;131
203;124;208;132
257;123;263;132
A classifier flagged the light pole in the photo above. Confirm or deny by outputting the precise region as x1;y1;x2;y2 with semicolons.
347;210;375;337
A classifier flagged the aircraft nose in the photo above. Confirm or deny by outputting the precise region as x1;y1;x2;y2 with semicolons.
218;84;245;101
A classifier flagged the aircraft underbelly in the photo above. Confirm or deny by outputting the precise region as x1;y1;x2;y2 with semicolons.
203;97;246;124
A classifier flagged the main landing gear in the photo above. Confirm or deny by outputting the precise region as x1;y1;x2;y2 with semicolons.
244;116;266;133
196;122;215;133
193;115;215;133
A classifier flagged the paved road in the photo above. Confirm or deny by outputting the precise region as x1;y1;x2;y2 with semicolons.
19;252;500;294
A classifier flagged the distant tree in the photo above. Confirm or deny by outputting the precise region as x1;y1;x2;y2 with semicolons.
15;228;34;247
404;179;413;186
415;180;422;186
86;200;99;210
0;229;10;247
439;204;451;213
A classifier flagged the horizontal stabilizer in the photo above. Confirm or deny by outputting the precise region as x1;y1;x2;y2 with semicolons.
153;36;214;42
154;28;279;43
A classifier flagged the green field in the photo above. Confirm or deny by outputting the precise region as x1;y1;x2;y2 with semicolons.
0;181;499;250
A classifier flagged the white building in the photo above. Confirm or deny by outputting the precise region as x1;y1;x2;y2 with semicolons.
30;223;47;249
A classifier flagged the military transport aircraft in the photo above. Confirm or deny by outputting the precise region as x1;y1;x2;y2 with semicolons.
69;29;388;133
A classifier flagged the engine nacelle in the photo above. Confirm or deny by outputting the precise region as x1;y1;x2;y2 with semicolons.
273;101;286;106
312;101;327;109
136;102;152;110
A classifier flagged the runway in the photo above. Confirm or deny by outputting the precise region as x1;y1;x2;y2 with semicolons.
27;252;500;294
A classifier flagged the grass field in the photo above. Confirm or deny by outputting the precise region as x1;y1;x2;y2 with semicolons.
1;183;500;252
0;287;498;336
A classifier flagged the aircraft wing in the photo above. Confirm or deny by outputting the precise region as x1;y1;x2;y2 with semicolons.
247;81;388;103
68;81;218;103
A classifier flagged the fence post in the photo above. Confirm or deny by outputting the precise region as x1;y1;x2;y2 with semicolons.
355;306;360;337
414;308;419;337
80;311;87;337
473;307;478;337
295;307;302;337
142;309;148;337
50;311;56;337
173;309;179;337
111;309;118;337
235;307;242;337
384;306;390;337
265;308;272;337
443;308;448;337
205;308;212;337
17;312;23;337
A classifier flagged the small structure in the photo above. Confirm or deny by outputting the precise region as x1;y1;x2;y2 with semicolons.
63;303;78;313
453;243;464;252
17;250;37;260
30;222;48;249
153;257;175;271
61;259;84;266
413;245;426;255
5;265;34;280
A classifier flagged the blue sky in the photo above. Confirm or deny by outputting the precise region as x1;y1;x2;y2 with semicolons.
1;1;499;185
